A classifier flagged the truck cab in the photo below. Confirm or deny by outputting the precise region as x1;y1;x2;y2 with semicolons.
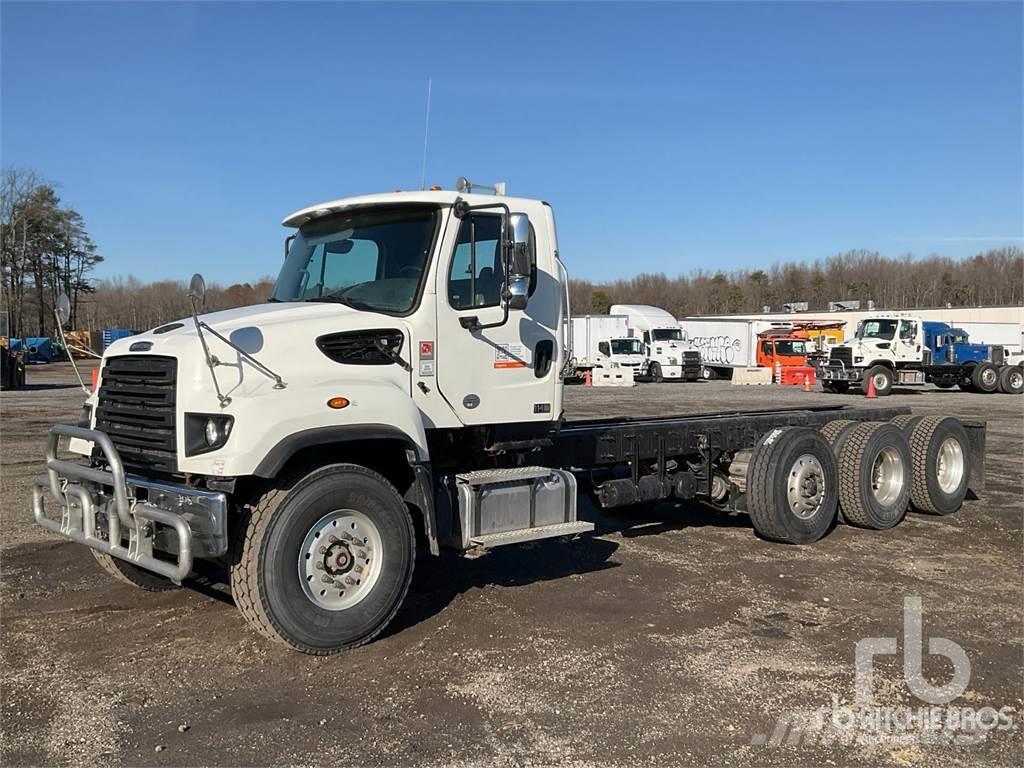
755;332;808;372
610;304;700;382
596;337;645;370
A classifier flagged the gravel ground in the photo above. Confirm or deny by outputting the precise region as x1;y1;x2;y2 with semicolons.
1;362;1022;767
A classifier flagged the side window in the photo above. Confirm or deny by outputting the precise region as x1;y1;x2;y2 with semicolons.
598;341;610;356
900;321;917;341
761;341;773;355
642;331;651;345
448;215;502;310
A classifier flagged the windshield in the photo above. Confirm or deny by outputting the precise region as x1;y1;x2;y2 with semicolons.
610;339;642;355
652;328;682;342
272;206;438;314
773;340;807;356
856;319;898;340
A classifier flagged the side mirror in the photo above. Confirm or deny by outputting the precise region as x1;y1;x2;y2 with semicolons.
505;213;532;310
188;273;207;309
508;213;532;277
55;294;71;326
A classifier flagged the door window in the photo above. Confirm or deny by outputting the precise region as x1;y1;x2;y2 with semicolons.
448;214;502;310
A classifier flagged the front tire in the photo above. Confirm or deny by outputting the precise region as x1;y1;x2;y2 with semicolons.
231;464;415;655
864;365;894;396
92;550;180;592
650;363;663;383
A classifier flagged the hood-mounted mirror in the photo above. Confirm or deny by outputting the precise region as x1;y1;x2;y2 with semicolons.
188;273;207;309
55;294;71;326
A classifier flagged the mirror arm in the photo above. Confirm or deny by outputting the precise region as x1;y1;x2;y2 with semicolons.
199;322;288;389
189;296;232;408
52;308;91;396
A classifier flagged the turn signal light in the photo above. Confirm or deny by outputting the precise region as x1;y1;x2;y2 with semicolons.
327;397;350;409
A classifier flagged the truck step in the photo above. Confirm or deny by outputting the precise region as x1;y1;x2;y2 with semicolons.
457;466;557;485
470;520;595;548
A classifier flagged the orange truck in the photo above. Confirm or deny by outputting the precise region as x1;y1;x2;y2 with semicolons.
756;322;847;377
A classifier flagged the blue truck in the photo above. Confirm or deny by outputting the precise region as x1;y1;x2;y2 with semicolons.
821;315;1023;395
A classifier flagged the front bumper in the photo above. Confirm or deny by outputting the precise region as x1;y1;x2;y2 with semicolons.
820;363;864;383
33;425;228;584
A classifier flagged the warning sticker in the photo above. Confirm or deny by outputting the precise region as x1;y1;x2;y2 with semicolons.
494;343;528;369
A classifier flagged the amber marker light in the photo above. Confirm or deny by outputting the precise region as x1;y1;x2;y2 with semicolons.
327;397;350;409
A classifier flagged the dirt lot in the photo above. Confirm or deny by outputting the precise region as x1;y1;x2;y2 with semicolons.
2;362;1022;767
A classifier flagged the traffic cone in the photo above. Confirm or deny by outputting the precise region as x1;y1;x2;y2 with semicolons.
865;374;877;399
584;369;592;387
803;373;812;393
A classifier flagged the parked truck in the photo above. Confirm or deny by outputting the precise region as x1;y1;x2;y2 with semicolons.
34;183;987;656
820;315;1023;395
568;314;644;379
677;318;797;379
610;304;700;382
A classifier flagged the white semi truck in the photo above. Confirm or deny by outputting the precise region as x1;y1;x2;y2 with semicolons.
568;315;644;378
610;304;701;382
35;183;987;655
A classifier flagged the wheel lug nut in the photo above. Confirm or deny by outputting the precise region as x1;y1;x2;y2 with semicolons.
315;562;324;571
318;546;327;554
321;575;334;584
328;535;338;543
354;565;364;574
344;576;357;586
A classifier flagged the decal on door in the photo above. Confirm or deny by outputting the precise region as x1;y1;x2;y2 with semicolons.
418;340;435;376
494;343;529;369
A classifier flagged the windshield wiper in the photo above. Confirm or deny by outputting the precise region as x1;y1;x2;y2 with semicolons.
305;295;377;312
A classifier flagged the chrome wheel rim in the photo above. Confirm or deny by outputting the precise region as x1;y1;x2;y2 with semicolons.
873;372;888;390
871;446;905;506
298;509;383;610
787;454;826;519
1009;370;1023;390
936;438;965;494
981;368;997;387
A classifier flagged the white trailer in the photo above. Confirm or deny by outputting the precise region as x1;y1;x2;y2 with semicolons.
569;315;643;376
611;304;700;382
955;321;1023;352
677;318;794;379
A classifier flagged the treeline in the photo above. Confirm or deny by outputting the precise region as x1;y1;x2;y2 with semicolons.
1;168;103;338
76;277;275;332
570;248;1024;317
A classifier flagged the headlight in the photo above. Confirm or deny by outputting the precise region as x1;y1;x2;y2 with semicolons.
854;357;863;363
185;413;234;456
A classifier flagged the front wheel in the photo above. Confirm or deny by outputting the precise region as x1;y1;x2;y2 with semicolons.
650;362;663;383
231;464;415;655
864;365;894;396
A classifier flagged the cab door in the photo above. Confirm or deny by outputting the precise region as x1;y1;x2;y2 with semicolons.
433;209;558;426
896;320;920;363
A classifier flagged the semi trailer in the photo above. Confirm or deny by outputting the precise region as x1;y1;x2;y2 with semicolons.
821;315;1023;395
34;183;987;655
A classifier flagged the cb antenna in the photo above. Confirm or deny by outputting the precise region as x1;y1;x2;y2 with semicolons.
419;78;432;190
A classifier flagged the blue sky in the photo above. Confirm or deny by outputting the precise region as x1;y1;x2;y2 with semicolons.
2;1;1021;285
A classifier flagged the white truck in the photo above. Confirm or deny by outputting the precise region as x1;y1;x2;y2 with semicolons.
677;318;795;379
820;315;1023;396
610;304;701;382
35;182;987;655
569;314;644;379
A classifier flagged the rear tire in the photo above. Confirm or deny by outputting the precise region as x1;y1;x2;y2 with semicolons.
835;422;911;530
997;365;1023;394
92;550;179;592
971;362;999;393
907;417;971;516
746;427;839;544
231;463;415;655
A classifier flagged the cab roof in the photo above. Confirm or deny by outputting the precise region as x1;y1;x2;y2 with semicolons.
282;189;543;228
